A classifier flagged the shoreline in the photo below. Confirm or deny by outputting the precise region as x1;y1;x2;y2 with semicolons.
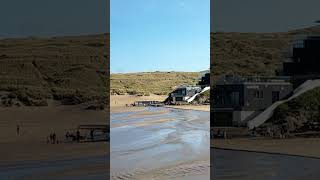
212;146;320;159
110;94;210;113
110;105;210;113
0;142;109;163
110;104;210;180
211;137;320;158
165;105;210;112
110;106;145;113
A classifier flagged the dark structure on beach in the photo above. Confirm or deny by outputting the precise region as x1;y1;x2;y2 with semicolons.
77;124;109;142
212;75;293;127
169;86;202;104
167;72;210;104
133;101;162;107
283;35;320;87
198;73;210;87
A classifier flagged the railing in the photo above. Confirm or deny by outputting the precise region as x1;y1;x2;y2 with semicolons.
218;75;291;85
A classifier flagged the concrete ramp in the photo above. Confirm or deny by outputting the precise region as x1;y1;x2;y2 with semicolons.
187;86;210;103
248;79;320;129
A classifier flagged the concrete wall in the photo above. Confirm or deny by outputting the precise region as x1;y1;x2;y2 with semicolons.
243;83;293;111
233;111;256;127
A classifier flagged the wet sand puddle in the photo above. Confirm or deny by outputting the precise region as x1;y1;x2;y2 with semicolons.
111;107;210;180
212;148;320;180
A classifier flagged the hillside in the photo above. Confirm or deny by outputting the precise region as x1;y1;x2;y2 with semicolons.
210;25;320;133
210;25;320;82
111;72;201;95
0;34;109;109
261;87;320;135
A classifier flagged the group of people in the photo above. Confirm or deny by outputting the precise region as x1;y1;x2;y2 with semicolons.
45;129;96;144
211;128;227;139
47;132;58;144
46;130;81;144
65;130;81;142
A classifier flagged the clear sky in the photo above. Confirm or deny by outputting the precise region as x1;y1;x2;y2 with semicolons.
212;0;320;33
0;0;108;38
111;0;210;73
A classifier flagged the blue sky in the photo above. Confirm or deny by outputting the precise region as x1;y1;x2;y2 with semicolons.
111;0;210;73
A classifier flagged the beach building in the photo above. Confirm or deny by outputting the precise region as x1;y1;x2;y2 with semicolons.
169;86;202;104
198;72;210;87
284;35;320;76
283;35;320;87
212;35;320;127
212;75;293;127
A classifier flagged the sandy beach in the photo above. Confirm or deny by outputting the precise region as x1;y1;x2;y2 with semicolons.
110;94;167;107
111;95;210;179
212;148;320;180
111;107;210;180
165;105;210;112
110;94;167;113
0;103;109;178
110;94;210;112
212;138;320;158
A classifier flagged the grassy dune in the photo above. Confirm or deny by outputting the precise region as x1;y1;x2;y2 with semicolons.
210;25;320;82
111;72;201;95
0;34;109;109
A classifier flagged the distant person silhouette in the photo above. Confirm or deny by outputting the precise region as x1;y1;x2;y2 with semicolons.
51;133;53;144
90;130;94;141
52;133;56;144
76;130;80;143
16;125;20;135
49;133;53;144
65;132;70;141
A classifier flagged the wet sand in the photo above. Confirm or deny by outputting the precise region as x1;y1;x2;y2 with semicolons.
212;138;320;158
0;153;109;180
212;148;320;180
165;105;210;112
0;104;109;179
110;106;145;113
110;94;166;113
110;94;167;107
111;107;210;180
110;95;210;112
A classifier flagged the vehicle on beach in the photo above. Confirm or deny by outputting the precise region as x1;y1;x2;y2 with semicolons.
65;124;110;143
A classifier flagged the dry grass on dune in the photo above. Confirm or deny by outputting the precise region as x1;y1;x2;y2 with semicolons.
111;72;201;96
0;34;109;108
210;25;320;83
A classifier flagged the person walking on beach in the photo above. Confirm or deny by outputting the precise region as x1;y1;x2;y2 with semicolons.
76;130;80;143
49;133;52;144
16;125;20;135
52;133;56;144
90;129;94;141
65;131;70;141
